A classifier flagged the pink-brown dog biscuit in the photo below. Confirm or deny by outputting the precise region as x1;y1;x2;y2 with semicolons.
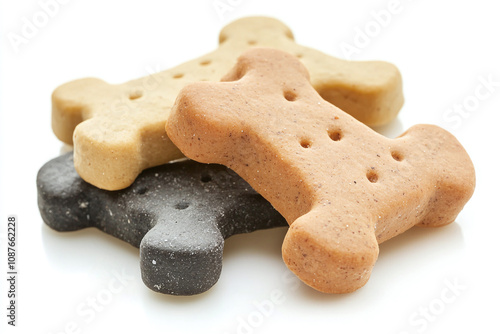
52;16;403;190
166;48;475;293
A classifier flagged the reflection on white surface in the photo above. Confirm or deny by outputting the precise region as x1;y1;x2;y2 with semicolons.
39;217;468;333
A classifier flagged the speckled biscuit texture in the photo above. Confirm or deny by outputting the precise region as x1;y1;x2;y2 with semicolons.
52;16;403;190
36;153;286;295
166;48;475;294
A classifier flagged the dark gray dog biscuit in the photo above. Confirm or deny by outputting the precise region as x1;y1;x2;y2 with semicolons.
37;153;287;295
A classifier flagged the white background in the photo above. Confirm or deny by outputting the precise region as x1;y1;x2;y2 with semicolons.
1;0;498;333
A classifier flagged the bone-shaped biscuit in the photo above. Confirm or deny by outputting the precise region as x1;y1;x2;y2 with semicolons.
52;16;403;190
166;48;475;293
36;152;287;295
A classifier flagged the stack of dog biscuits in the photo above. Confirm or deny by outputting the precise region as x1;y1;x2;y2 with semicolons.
51;16;403;191
38;17;474;295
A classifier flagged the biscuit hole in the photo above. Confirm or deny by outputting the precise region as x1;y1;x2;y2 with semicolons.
247;40;257;45
129;90;143;100
328;130;342;141
200;60;211;66
391;151;404;161
175;202;190;210
366;170;378;183
137;186;148;195
201;174;212;183
284;90;297;102
295;53;303;58
300;139;311;148
173;73;184;79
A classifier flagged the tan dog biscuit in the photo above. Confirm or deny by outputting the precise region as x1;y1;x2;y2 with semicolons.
52;16;403;190
166;48;475;293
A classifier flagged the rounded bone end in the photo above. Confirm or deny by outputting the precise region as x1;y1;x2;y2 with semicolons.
52;78;109;144
219;16;294;45
282;212;379;294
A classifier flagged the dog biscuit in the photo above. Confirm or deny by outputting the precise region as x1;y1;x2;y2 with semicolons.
37;153;287;295
52;16;403;190
166;48;475;293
